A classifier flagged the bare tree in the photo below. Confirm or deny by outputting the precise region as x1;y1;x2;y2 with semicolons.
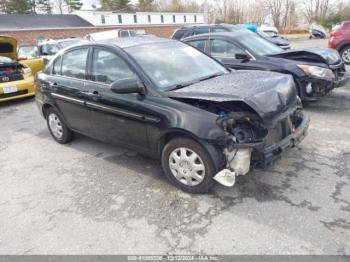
303;0;330;23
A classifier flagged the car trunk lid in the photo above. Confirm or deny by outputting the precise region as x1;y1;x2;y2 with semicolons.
0;36;18;60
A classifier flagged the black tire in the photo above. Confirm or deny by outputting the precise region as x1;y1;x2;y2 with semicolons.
161;137;216;194
46;107;73;144
340;45;350;65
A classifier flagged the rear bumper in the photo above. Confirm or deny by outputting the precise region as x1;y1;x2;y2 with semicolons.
0;77;35;102
252;112;310;168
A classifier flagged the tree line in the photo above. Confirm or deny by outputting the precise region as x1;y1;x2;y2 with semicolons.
0;0;83;14
1;0;350;31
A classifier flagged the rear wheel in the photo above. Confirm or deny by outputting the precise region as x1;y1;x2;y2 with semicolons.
340;45;350;64
46;107;73;144
161;137;216;194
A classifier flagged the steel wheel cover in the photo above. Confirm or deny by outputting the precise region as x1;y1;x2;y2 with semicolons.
168;147;205;186
48;113;63;139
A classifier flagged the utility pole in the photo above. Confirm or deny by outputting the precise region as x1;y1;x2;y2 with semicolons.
203;0;208;24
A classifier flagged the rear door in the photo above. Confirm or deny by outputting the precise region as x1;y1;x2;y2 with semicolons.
48;47;92;134
84;46;149;150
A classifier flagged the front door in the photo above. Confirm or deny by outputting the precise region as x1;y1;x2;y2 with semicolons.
84;47;149;150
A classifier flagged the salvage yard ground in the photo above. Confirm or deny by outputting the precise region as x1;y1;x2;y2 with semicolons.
0;39;349;255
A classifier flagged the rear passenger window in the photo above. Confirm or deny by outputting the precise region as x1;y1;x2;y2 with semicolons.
61;48;89;79
187;40;206;52
52;56;62;75
194;28;209;35
91;48;135;84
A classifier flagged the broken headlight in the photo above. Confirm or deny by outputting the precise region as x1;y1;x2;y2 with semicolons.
297;64;334;81
216;112;267;144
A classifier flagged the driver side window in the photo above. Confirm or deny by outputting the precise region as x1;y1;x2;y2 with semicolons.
210;39;244;58
91;48;135;84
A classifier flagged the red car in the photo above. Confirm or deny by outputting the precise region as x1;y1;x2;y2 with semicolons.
329;21;350;64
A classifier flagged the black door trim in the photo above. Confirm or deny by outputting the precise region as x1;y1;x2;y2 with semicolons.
51;92;85;106
86;101;160;123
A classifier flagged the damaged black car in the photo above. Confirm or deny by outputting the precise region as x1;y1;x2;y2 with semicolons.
183;32;350;101
35;37;309;193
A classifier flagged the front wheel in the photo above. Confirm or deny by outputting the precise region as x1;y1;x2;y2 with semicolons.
161;137;216;194
46;107;73;144
340;46;350;64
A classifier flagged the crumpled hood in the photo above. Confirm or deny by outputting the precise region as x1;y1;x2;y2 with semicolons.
167;71;299;126
270;47;341;65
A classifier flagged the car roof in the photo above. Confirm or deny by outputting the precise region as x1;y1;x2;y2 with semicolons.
96;36;174;49
183;31;250;41
179;24;224;29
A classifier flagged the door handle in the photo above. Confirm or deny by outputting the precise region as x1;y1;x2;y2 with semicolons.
87;90;101;101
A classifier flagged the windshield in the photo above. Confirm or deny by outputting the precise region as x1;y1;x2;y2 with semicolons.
40;43;60;56
59;39;81;48
18;45;40;58
236;34;283;56
126;41;228;91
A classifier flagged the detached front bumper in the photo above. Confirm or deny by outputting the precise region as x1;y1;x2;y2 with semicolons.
214;111;310;187
257;112;310;167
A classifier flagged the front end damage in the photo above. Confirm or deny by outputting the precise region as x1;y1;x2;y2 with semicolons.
167;71;310;187
213;105;309;187
270;48;350;101
297;63;350;101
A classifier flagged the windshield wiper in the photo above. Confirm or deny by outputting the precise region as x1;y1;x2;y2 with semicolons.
170;82;196;91
199;72;224;82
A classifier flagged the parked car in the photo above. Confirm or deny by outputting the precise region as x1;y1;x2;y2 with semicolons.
258;25;279;36
37;38;83;62
171;24;230;40
85;29;140;41
1;36;44;102
256;29;290;50
18;44;40;59
183;32;350;101
172;24;291;49
328;21;350;64
36;37;309;193
309;23;327;39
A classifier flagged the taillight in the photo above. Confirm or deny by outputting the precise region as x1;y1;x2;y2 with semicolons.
331;31;341;37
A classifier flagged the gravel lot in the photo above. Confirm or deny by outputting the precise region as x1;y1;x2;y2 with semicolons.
0;39;349;255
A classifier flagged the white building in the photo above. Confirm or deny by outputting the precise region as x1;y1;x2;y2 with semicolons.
73;11;205;27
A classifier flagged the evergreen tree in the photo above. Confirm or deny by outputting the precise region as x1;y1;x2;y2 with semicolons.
5;0;33;13
37;0;52;13
137;0;153;11
65;0;82;12
100;0;131;11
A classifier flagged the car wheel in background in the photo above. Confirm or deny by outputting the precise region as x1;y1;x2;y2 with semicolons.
340;45;350;64
161;137;216;194
46;107;73;144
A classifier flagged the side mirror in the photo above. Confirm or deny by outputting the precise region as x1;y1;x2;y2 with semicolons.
235;53;250;62
110;77;145;95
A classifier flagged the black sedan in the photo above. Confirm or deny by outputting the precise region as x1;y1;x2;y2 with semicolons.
183;32;350;101
35;37;309;193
